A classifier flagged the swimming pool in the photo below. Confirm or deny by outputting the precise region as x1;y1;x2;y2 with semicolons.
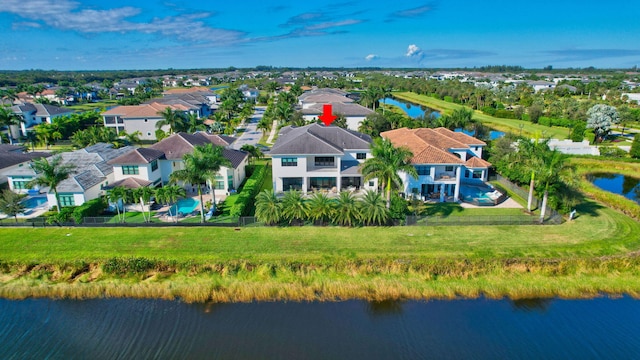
459;184;502;206
20;196;48;209
170;198;200;215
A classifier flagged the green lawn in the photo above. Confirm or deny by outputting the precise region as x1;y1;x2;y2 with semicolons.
65;100;119;112
394;92;570;139
0;197;637;264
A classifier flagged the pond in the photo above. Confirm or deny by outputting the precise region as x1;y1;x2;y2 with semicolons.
588;173;640;204
381;97;441;118
1;297;639;359
382;97;505;140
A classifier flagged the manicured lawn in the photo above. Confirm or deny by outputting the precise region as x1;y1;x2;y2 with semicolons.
0;197;638;264
65;100;119;112
394;92;570;139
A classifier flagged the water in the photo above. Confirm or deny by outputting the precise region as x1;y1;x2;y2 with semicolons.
382;98;505;140
170;198;200;215
381;97;441;118
1;297;639;359
460;183;500;205
589;173;640;204
20;196;48;209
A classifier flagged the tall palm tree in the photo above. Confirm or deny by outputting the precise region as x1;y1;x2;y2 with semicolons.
281;190;308;225
197;143;231;213
0;106;21;144
361;138;417;208
106;186;126;223
155;185;186;223
307;192;335;225
256;117;272;138
27;156;75;213
537;150;573;222
133;186;155;223
274;101;293;125
184;113;205;133
156;107;185;135
255;190;282;225
359;190;389;226
333;191;361;227
22;131;38;151
0;190;26;223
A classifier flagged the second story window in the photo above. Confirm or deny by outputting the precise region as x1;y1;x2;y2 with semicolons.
122;165;139;175
416;166;431;176
356;153;366;160
314;157;334;167
445;165;454;172
150;160;158;172
281;157;297;167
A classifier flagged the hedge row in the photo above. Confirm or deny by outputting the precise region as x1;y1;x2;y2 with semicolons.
229;164;268;217
538;116;581;128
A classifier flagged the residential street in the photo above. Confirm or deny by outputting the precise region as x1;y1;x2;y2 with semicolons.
231;106;266;150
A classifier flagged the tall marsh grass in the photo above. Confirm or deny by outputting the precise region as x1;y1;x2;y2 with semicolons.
2;256;640;302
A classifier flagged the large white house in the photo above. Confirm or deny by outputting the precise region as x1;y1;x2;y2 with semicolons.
10;103;74;137
107;132;248;198
381;127;491;202
270;123;377;193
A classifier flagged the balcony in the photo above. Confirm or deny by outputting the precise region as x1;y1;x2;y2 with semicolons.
434;172;456;182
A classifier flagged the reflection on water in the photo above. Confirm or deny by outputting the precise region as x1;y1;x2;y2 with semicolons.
1;297;640;359
589;173;640;204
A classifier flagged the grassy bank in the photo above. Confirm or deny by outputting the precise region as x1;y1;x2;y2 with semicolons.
394;92;570;139
1;195;639;302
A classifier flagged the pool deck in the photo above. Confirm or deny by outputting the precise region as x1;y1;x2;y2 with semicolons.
459;197;522;209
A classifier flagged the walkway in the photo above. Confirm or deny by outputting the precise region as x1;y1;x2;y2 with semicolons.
266;120;278;144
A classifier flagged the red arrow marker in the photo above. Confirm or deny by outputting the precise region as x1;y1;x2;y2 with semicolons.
318;104;337;126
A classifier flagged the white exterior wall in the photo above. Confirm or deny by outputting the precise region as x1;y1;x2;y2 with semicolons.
272;155;310;192
123;118;168;140
345;116;367;131
112;163;162;185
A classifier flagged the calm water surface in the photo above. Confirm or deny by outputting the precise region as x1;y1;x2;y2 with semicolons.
382;97;441;118
589;173;640;204
1;297;640;359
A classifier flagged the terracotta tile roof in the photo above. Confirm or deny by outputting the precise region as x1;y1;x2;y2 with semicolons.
432;127;486;146
465;156;492;168
382;127;489;165
412;144;464;164
102;102;184;118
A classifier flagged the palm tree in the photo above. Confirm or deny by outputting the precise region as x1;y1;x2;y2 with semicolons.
281;190;308;225
27;156;75;213
333;191;361;227
119;130;142;145
359;190;389;226
184;113;205;133
257;117;272;138
197;143;232;213
537;150;572;222
106;186;126;222
156;107;185;135
0;106;21;144
133;186;155;223
22;131;38;151
361;138;417;208
307;192;335;225
0;190;27;223
255;190;282;225
274;101;294;125
155;185;186;223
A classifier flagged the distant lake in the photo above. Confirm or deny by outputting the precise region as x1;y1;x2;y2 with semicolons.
2;297;640;359
381;97;441;118
383;97;504;140
589;173;640;204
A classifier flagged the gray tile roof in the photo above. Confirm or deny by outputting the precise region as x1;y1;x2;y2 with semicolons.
143;132;245;168
270;123;372;156
223;148;248;169
104;177;152;189
108;147;165;165
302;102;374;117
0;146;51;171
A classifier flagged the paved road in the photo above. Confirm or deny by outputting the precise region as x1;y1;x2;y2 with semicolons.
231;106;266;150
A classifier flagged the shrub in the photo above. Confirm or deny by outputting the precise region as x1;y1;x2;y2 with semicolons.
494;109;516;119
443;96;454;103
599;147;628;158
103;257;157;275
570;122;586;142
72;198;106;223
630;134;640;159
229;164;268;217
481;106;496;116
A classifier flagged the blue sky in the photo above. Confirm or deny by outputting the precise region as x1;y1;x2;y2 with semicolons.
1;0;639;70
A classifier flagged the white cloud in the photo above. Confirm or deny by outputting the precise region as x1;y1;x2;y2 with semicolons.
406;44;422;57
0;0;245;45
365;54;378;61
